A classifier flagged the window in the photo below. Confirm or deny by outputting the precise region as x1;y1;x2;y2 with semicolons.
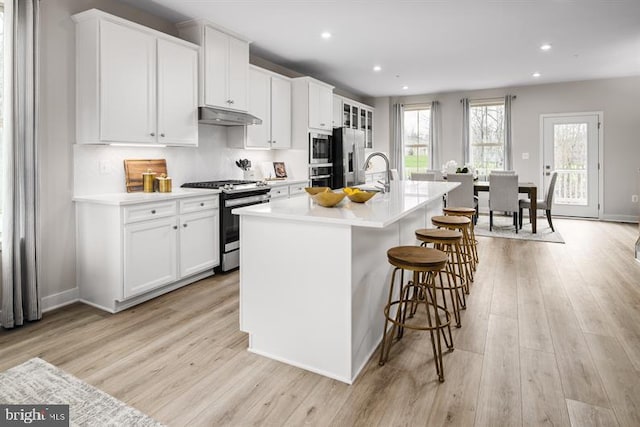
403;107;430;178
469;100;505;178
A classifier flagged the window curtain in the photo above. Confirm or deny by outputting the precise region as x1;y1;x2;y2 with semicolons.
461;98;470;164
504;94;514;170
429;100;441;169
1;0;41;329
390;103;404;180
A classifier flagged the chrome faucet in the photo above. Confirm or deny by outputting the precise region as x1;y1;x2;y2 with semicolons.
363;152;392;193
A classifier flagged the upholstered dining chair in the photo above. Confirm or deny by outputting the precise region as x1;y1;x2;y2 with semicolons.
411;172;436;181
447;173;478;212
489;173;519;233
490;170;516;175
519;171;558;232
427;169;444;181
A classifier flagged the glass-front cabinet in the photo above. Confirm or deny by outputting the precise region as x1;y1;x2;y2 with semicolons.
333;94;374;149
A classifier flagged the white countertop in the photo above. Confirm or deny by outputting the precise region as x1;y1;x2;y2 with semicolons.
73;188;220;206
233;181;458;228
264;178;309;187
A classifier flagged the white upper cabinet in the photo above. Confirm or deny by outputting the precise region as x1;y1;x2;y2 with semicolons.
332;95;343;128
157;39;199;146
245;68;271;148
99;20;156;143
308;80;333;131
179;21;250;112
232;66;291;149
291;77;334;148
73;10;199;146
270;75;292;149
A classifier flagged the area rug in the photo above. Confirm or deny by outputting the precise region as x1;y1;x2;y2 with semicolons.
0;358;164;426
473;214;565;243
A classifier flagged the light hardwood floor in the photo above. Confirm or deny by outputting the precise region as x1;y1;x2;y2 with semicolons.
2;219;640;426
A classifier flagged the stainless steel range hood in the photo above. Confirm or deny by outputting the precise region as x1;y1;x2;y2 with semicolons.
198;106;262;126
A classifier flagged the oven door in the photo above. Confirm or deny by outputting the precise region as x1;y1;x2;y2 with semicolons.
310;175;332;188
309;133;332;164
223;193;271;251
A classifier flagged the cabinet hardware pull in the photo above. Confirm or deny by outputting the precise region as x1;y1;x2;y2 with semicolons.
272;140;276;143
160;133;165;137
320;123;325;127
183;224;188;227
230;100;234;104
200;202;205;206
173;225;178;230
151;210;156;214
150;132;155;137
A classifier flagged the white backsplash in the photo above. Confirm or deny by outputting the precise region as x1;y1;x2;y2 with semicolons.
73;125;297;195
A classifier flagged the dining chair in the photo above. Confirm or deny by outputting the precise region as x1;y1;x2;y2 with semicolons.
490;170;516;175
519;171;558;232
411;172;436;181
489;174;519;233
447;173;478;212
427;169;444;181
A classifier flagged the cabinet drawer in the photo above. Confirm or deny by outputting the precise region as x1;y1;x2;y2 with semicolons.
180;196;219;214
270;186;288;199
124;201;176;224
288;183;307;197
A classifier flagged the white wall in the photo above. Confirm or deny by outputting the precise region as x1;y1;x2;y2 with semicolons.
374;76;640;221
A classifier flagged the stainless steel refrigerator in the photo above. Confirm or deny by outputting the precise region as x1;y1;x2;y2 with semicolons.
332;127;366;189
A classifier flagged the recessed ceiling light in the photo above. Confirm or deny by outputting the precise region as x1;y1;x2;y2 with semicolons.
373;65;382;72
540;43;552;51
321;32;332;39
532;72;541;78
402;85;409;90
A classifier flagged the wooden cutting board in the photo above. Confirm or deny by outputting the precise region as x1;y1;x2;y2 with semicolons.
124;159;168;192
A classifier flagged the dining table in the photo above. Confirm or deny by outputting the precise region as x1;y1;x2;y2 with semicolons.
474;181;538;233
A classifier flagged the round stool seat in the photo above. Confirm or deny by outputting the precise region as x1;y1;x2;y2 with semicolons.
443;207;476;215
387;246;447;270
432;215;471;226
415;228;462;242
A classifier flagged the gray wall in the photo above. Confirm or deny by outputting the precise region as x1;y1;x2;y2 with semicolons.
374;76;640;221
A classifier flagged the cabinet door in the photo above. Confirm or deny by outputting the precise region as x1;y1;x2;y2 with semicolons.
332;96;342;128
318;84;333;131
179;210;219;277
246;68;271;148
270;76;291;149
124;217;177;298
366;110;374;149
308;81;327;130
203;26;229;109
228;36;249;111
100;20;156;143
157;39;198;146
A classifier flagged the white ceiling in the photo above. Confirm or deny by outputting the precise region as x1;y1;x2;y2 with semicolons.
123;0;640;98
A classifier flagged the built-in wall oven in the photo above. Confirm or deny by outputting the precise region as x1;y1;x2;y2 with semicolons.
181;180;270;272
309;132;332;164
309;163;333;188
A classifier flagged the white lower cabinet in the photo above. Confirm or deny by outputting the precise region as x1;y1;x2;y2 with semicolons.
269;181;309;199
124;216;178;298
179;209;218;277
75;193;219;313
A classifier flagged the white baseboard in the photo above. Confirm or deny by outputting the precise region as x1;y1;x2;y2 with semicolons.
41;287;79;313
601;214;638;223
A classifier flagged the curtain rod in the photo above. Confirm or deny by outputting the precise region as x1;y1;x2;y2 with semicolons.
460;95;516;103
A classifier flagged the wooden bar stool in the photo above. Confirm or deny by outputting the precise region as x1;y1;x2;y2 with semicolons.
431;215;474;288
443;207;479;266
379;246;453;382
415;228;466;328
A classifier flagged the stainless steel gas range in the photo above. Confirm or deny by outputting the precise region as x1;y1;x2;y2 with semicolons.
181;180;270;272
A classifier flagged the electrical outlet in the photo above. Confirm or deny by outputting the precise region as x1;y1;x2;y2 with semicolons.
522;152;529;160
632;195;639;203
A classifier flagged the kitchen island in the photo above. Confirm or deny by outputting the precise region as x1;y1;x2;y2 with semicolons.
233;180;458;384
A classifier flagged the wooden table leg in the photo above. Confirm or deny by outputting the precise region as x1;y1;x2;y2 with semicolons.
530;187;537;234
